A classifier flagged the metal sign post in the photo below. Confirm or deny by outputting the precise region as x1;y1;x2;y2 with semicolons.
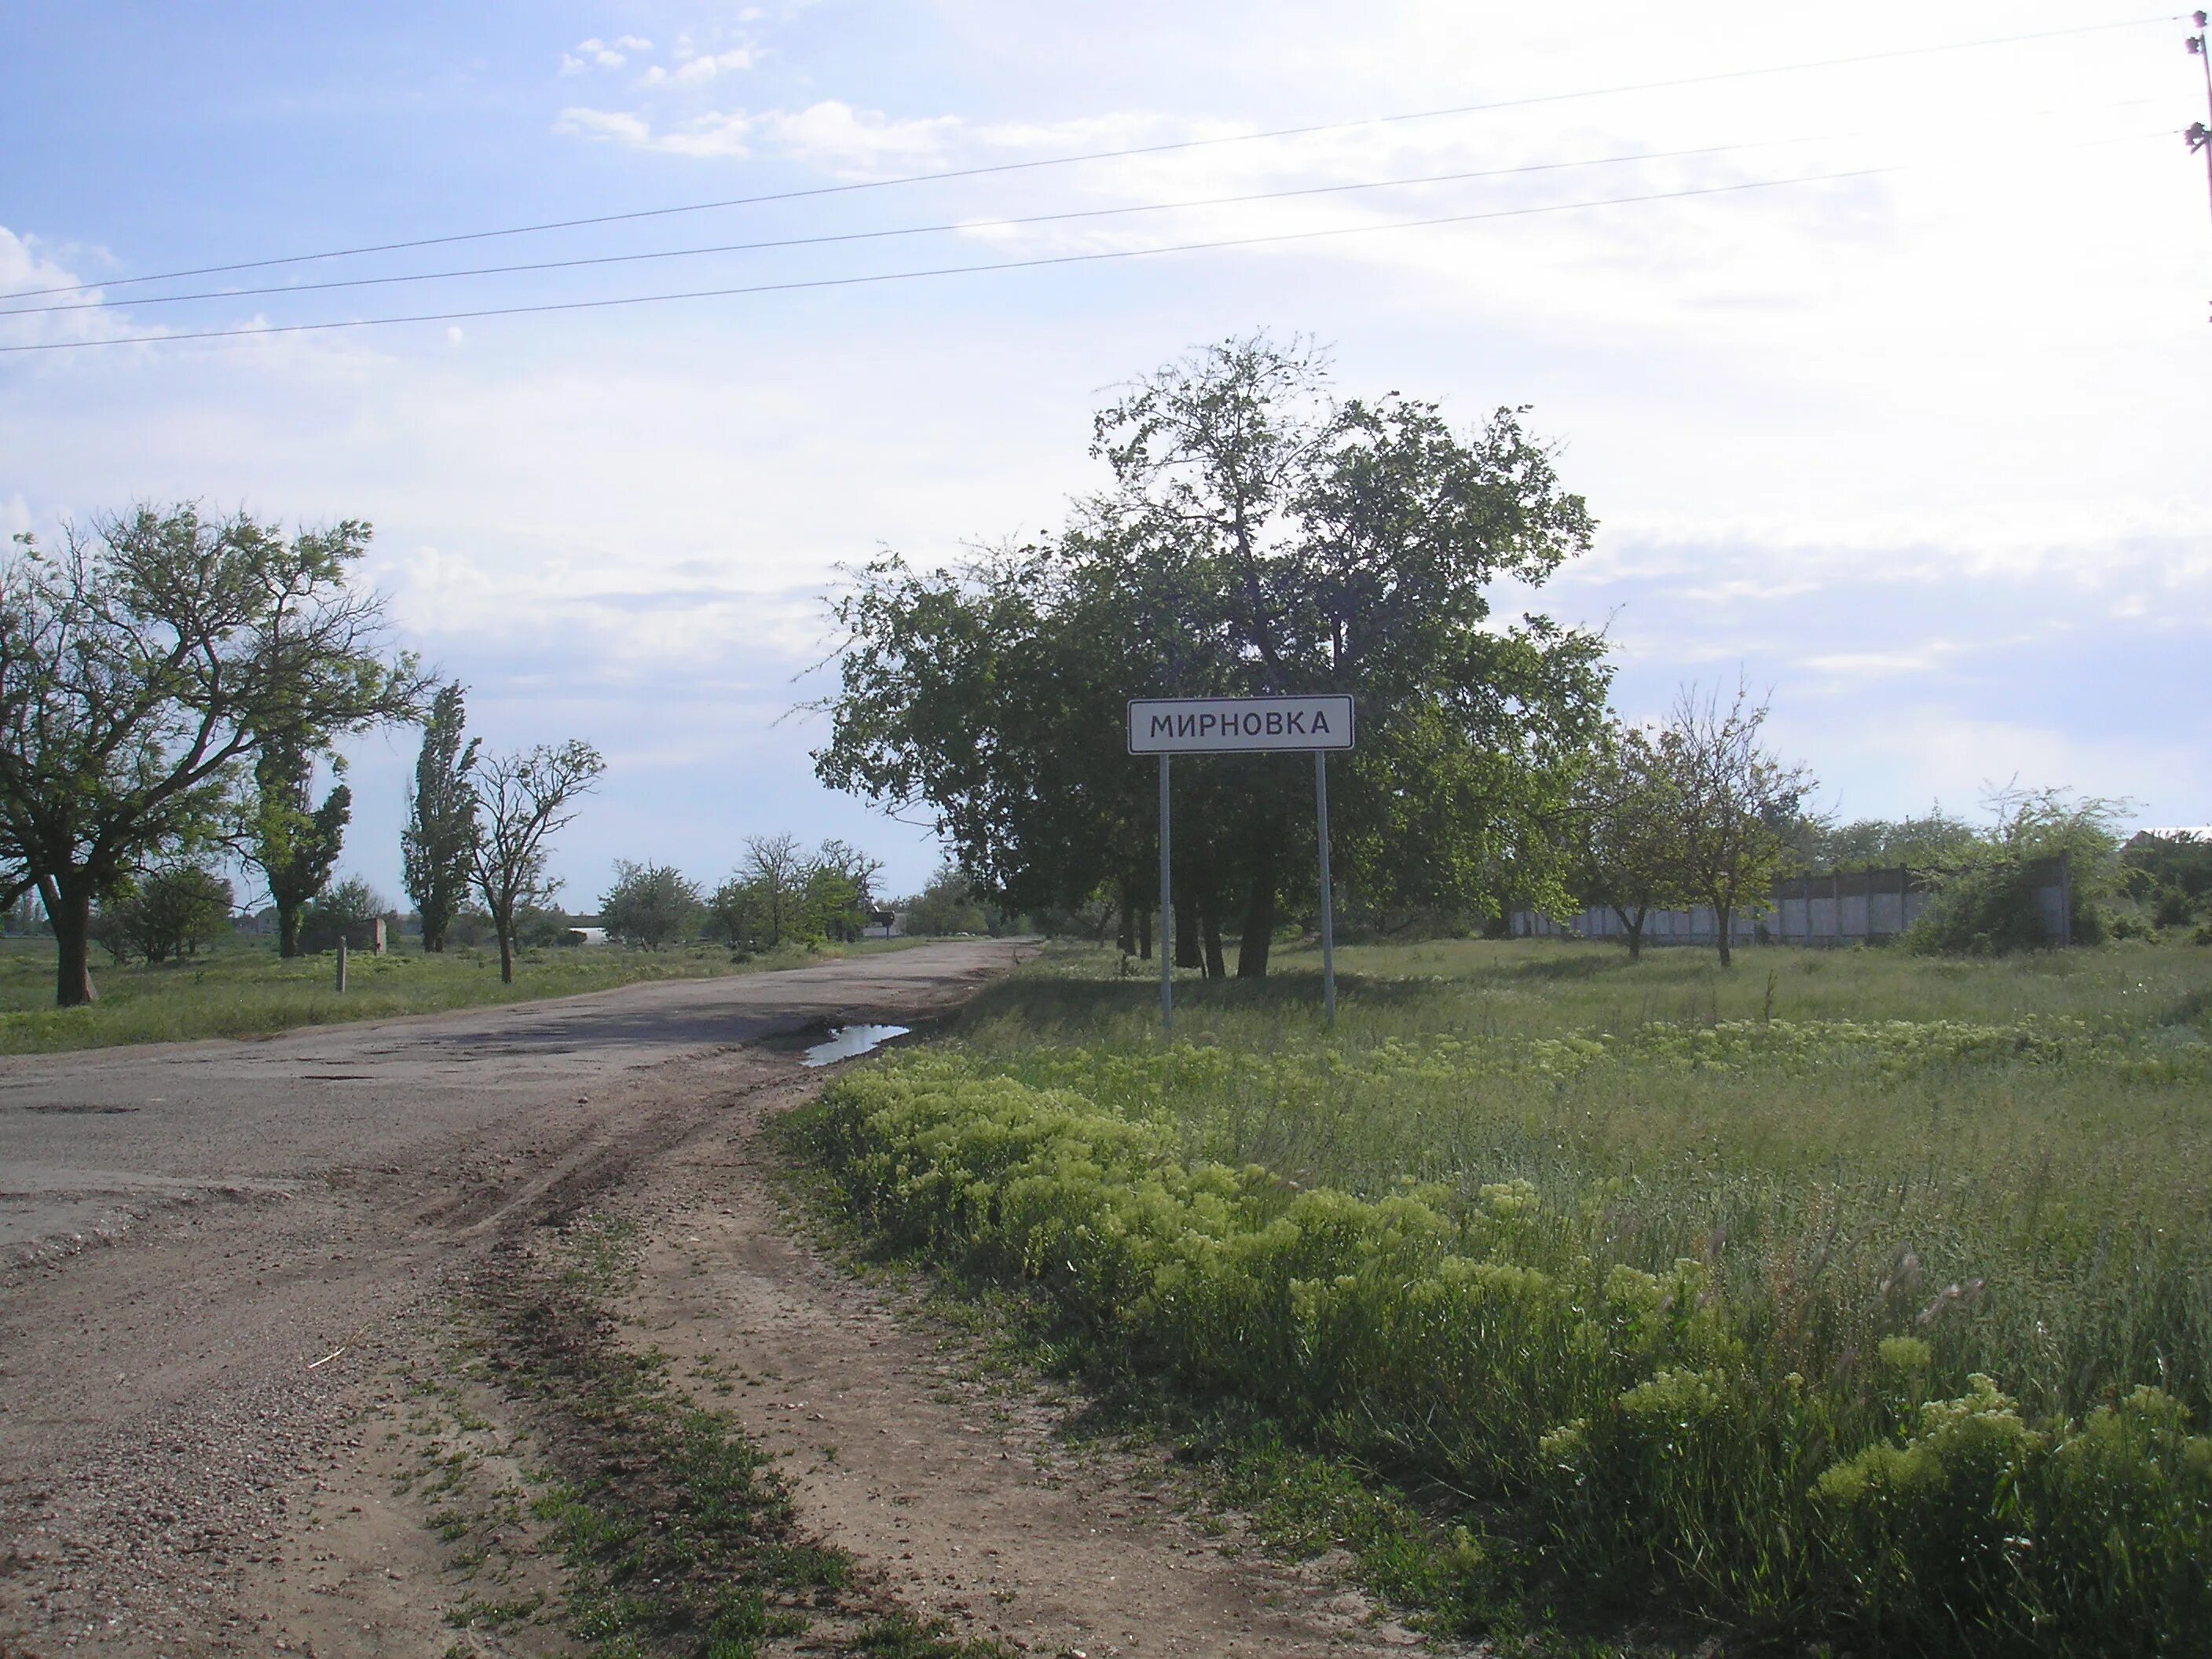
1158;753;1173;1038
1129;694;1355;1039
1315;751;1335;1025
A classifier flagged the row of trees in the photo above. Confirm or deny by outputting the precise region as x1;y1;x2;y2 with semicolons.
814;334;1830;973
597;836;884;952
813;334;2159;968
815;334;1611;980
0;505;605;1003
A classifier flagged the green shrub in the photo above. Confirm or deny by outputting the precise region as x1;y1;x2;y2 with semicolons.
1815;1379;2212;1653
1907;791;2122;956
2153;884;2203;930
797;1050;2212;1650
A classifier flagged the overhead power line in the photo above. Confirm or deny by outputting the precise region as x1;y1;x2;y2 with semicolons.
0;136;1826;317
0;165;1893;354
0;13;2174;302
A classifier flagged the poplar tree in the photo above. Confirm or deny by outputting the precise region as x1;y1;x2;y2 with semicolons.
401;683;479;950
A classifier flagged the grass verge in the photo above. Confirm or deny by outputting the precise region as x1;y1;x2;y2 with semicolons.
0;935;926;1054
782;937;2212;1656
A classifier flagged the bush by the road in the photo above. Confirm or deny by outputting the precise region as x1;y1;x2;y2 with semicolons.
792;939;2212;1652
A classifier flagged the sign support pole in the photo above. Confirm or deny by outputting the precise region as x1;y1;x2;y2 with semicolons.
1159;753;1173;1040
1130;694;1353;1039
1315;751;1335;1026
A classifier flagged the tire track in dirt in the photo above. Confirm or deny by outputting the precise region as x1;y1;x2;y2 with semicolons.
613;1074;1437;1658
1;943;1444;1656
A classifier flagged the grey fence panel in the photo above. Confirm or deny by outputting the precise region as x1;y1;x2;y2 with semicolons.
1511;855;2071;947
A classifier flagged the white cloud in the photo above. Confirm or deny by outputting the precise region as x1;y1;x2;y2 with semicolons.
548;97;995;171
758;101;964;170
0;226;145;351
562;35;645;72
639;48;755;86
552;106;654;146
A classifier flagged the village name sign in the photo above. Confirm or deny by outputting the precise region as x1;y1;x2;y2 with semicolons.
1127;694;1355;754
1126;695;1356;1034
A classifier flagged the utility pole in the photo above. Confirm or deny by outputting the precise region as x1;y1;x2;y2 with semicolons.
2191;13;2212;213
2188;12;2210;320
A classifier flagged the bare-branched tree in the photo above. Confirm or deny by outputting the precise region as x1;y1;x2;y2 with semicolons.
1664;679;1815;967
738;833;806;948
467;741;605;983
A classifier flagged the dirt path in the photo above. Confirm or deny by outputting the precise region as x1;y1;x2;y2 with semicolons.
618;1078;1425;1658
0;944;1430;1657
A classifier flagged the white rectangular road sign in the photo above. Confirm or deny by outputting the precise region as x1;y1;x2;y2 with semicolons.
1128;694;1354;754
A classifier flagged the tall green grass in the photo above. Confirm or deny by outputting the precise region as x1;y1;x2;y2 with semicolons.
793;938;2212;1653
0;934;924;1053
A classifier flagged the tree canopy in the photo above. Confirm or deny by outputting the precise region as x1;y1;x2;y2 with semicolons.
1664;681;1816;966
0;504;422;1004
245;733;350;958
599;859;703;949
1567;721;1693;959
815;335;1610;976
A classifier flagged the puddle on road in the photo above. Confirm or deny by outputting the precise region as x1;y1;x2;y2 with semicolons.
800;1024;910;1068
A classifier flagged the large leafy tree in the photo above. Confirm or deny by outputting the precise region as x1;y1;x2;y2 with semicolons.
246;731;351;958
401;683;480;950
815;335;1610;976
0;506;422;1005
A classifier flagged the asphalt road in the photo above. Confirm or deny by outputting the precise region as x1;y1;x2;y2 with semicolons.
0;939;1021;1254
0;939;1032;1655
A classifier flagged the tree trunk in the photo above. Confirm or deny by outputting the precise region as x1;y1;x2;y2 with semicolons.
1137;904;1152;961
1236;848;1278;979
1175;901;1200;969
1201;904;1226;980
1117;897;1135;957
1617;906;1646;961
278;899;302;959
49;881;97;1008
1716;903;1734;968
496;921;515;984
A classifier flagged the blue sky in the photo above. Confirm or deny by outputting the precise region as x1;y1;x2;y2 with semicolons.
4;1;2209;906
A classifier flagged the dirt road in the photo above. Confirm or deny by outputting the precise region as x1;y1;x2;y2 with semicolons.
0;943;1423;1657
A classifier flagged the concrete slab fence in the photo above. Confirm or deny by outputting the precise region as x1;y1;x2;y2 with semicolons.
1510;856;2073;948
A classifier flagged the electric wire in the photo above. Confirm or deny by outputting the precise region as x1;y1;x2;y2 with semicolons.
0;165;1894;354
0;11;2175;302
0;135;1825;317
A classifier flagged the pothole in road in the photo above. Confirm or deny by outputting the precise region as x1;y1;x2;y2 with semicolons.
800;1025;910;1068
